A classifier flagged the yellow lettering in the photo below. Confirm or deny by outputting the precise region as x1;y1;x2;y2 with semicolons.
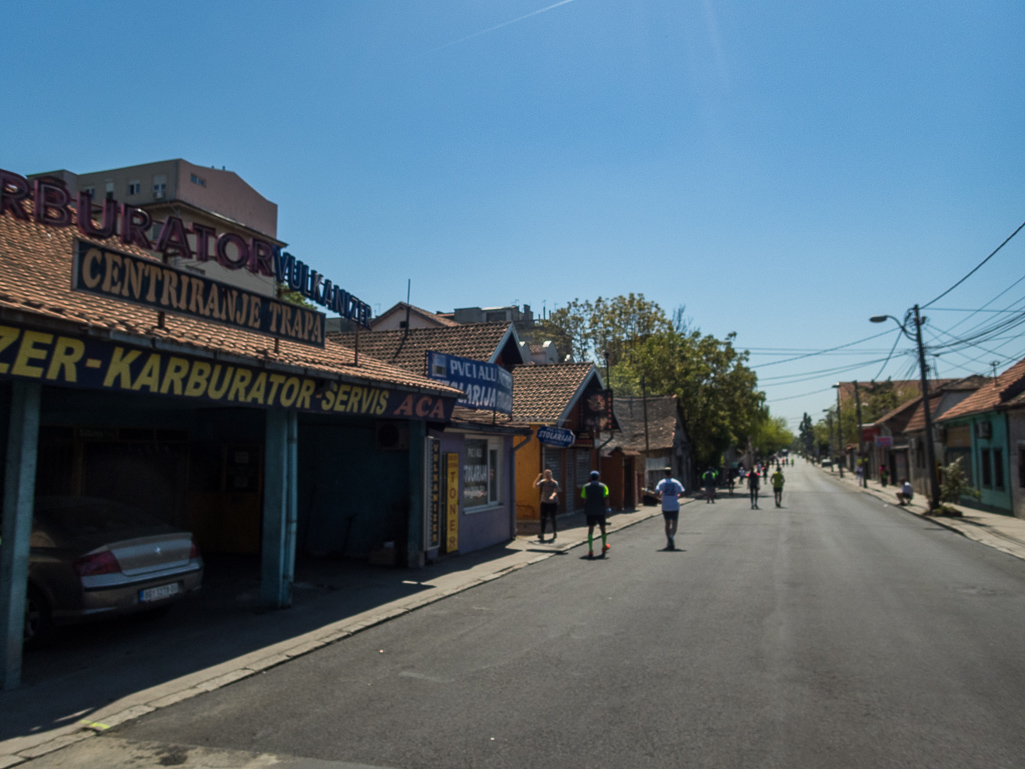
45;337;85;382
280;377;300;407
144;264;162;303
101;251;123;294
268;374;286;405
321;389;335;411
303;311;315;341
203;284;221;319
296;378;315;410
188;277;206;316
208;365;232;399
0;326;22;374
185;361;211;397
269;303;282;333
160;269;179;308
333;384;350;412
225;290;240;325
82;248;103;288
375;389;389;415
11;330;52;378
103;347;142;388
227;368;252;401
159;357;190;395
131;353;162;392
121;257;145;300
248;297;262;328
235;294;248;325
246;372;267;404
346;385;362;413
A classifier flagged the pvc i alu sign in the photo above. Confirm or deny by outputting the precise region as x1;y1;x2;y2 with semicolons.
536;426;575;448
426;351;513;415
0;168;372;328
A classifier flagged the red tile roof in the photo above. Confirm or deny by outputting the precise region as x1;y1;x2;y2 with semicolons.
510;363;596;424
0;206;459;396
937;357;1025;422
330;323;517;374
371;302;460;329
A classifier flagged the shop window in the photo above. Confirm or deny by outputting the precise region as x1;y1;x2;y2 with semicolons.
993;448;1004;490
981;448;992;488
463;438;500;510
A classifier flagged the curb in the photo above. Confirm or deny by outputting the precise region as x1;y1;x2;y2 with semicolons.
0;502;670;766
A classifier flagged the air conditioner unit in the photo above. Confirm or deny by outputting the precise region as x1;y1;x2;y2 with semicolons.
375;421;409;451
975;421;992;440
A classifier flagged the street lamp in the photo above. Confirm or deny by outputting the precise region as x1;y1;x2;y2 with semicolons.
870;306;939;511
832;383;844;478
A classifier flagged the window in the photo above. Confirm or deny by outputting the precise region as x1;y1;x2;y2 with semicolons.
576;449;591;488
981;448;992;488
104;181;114;200
127;180;141;195
190;173;206;187
993;448;1004;490
463;438;501;510
82;186;95;197
153;174;167;199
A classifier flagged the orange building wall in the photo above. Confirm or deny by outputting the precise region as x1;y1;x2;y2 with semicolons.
515;426;543;521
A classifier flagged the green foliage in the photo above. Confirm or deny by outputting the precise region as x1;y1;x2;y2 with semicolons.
540;294;670;364
280;287;315;309
940;457;981;503
751;413;795;457
799;413;815;455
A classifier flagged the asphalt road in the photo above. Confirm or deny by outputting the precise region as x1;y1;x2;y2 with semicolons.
58;462;1025;768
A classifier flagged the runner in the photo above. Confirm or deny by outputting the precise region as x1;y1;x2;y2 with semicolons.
702;466;718;504
655;467;685;550
580;470;610;558
748;466;760;509
771;465;785;507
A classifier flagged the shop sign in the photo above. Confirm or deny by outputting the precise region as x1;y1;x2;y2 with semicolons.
73;241;325;348
0;321;454;419
875;435;893;448
0;168;372;328
426;351;513;414
861;425;879;442
579;389;614;432
445;453;459;553
536;426;575;448
428;440;441;549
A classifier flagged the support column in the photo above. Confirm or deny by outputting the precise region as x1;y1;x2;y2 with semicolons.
0;382;41;690
406;420;426;568
261;409;298;608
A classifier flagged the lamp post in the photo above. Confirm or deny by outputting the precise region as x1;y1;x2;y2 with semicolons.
870;306;939;511
824;409;834;471
832;383;844;478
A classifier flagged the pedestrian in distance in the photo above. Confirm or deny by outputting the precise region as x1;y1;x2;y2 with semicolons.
748;466;760;509
702;466;718;503
896;479;914;505
580;470;610;558
771;466;785;507
855;462;864;487
879;465;889;487
534;469;560;542
655;467;685;550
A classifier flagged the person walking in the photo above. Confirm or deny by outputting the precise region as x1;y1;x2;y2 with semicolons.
534;469;560;542
655;467;685;550
748;466;761;509
855;462;864;487
580;470;610;558
702;466;718;504
879;465;889;487
771;466;785;507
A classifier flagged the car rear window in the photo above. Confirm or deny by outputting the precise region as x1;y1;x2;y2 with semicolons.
34;498;167;538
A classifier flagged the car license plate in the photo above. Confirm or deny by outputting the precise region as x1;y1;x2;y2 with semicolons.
139;583;180;602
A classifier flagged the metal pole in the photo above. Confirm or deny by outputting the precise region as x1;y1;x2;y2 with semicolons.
641;376;651;487
913;305;940;511
854;380;865;486
835;385;844;478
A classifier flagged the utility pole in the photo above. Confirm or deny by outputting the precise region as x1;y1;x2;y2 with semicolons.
853;380;865;486
913;305;940;511
835;385;844;478
826;412;834;471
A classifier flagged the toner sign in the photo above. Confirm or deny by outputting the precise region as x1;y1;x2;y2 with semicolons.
426;351;513;415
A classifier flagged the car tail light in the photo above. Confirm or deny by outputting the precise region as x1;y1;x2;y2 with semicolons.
73;550;120;576
189;542;200;560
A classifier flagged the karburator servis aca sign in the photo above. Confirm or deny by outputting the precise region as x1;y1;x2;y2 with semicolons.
0;168;372;329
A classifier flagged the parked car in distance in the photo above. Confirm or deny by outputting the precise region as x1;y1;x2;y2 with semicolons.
820;457;833;468
24;496;203;644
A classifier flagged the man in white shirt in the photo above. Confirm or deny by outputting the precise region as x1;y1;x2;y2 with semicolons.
655;467;685;550
896;479;914;505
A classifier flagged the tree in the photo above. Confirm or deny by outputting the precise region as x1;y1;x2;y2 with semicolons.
539;294;669;364
799;413;815;455
751;413;795;458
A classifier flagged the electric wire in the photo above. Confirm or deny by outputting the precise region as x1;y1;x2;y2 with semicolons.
922;217;1025;309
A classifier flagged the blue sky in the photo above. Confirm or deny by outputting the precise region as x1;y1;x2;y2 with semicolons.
2;1;1023;431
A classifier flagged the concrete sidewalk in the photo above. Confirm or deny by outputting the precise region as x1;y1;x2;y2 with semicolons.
0;503;668;767
818;464;1025;562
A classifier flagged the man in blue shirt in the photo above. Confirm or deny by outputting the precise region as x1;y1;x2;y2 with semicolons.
580;470;610;558
656;467;685;550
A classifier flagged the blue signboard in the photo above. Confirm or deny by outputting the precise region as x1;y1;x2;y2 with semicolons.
426;351;513;415
536;426;575;448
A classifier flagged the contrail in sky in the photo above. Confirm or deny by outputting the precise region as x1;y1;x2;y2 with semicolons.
432;0;577;52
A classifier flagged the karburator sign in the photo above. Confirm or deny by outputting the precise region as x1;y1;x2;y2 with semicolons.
0;168;372;329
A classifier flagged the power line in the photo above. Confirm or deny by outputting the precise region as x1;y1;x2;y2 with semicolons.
748;329;895;369
922;217;1025;309
872;329;906;381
